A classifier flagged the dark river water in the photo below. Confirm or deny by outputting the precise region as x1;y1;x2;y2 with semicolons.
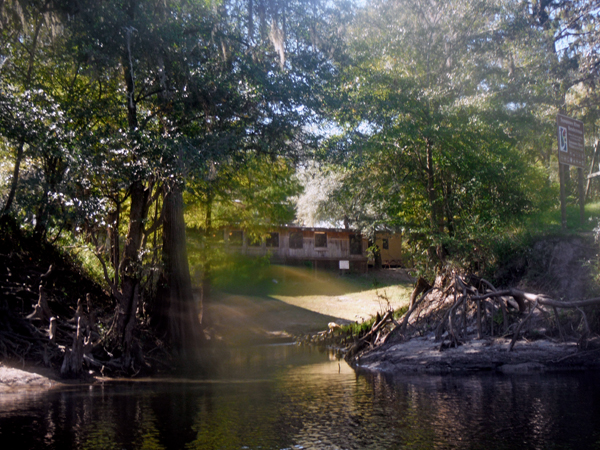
2;344;600;449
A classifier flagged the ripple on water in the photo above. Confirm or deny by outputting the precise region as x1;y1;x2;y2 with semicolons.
2;346;600;449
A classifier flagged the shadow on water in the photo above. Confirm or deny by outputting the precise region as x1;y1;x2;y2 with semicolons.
3;343;600;449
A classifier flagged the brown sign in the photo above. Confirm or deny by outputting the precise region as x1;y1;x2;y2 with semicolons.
557;113;585;168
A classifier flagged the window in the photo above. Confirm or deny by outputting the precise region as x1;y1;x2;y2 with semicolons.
382;238;389;250
314;232;327;248
266;232;279;248
228;230;243;246
289;232;303;249
350;234;362;255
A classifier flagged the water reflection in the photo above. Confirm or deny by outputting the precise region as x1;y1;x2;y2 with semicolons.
2;345;600;449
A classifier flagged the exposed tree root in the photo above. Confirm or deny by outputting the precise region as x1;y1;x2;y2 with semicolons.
342;272;600;362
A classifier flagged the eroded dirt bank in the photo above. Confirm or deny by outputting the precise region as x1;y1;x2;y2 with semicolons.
350;234;600;375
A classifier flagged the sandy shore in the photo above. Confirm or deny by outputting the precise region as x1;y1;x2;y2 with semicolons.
351;335;600;374
0;364;61;392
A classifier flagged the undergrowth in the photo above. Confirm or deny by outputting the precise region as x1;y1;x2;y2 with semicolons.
341;304;409;338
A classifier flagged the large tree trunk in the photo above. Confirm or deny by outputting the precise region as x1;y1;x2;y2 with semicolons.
159;183;203;364
114;20;149;369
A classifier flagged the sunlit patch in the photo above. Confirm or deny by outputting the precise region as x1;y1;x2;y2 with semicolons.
205;267;413;344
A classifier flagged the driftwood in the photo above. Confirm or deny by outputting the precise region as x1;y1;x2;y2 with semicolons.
383;286;437;345
409;276;431;308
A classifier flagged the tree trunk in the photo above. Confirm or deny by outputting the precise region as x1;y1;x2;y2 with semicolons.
372;233;382;270
426;139;438;231
160;183;203;364
117;180;149;368
1;142;25;217
108;203;121;287
425;138;445;264
114;17;149;369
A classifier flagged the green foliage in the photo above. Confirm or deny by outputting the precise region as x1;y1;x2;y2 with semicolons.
343;317;377;337
48;231;111;289
0;0;342;323
304;0;556;246
185;154;300;235
1;0;599;319
297;0;600;278
341;304;409;338
398;199;600;284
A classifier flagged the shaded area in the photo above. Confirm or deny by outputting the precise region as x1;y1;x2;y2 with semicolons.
206;293;345;344
0;224;114;376
205;266;414;344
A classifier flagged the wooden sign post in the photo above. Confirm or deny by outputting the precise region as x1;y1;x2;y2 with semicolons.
557;114;585;229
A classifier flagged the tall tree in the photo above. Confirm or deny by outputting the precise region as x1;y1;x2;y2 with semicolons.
57;0;339;366
316;0;554;267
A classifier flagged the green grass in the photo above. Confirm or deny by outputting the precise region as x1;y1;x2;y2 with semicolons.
208;259;414;325
524;200;600;233
340;304;410;337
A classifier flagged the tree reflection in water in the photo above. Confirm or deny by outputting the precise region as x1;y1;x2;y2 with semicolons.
1;346;600;449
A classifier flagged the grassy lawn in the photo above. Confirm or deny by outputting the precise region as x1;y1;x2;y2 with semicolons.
207;265;414;342
268;266;413;322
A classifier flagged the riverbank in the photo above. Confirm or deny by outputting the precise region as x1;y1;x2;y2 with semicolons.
0;363;62;392
3;233;599;383
0;266;414;386
350;235;600;375
351;335;600;375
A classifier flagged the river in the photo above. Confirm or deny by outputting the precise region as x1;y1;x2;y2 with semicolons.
1;343;600;449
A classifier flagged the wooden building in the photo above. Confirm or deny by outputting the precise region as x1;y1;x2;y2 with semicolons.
222;226;369;272
373;232;404;267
